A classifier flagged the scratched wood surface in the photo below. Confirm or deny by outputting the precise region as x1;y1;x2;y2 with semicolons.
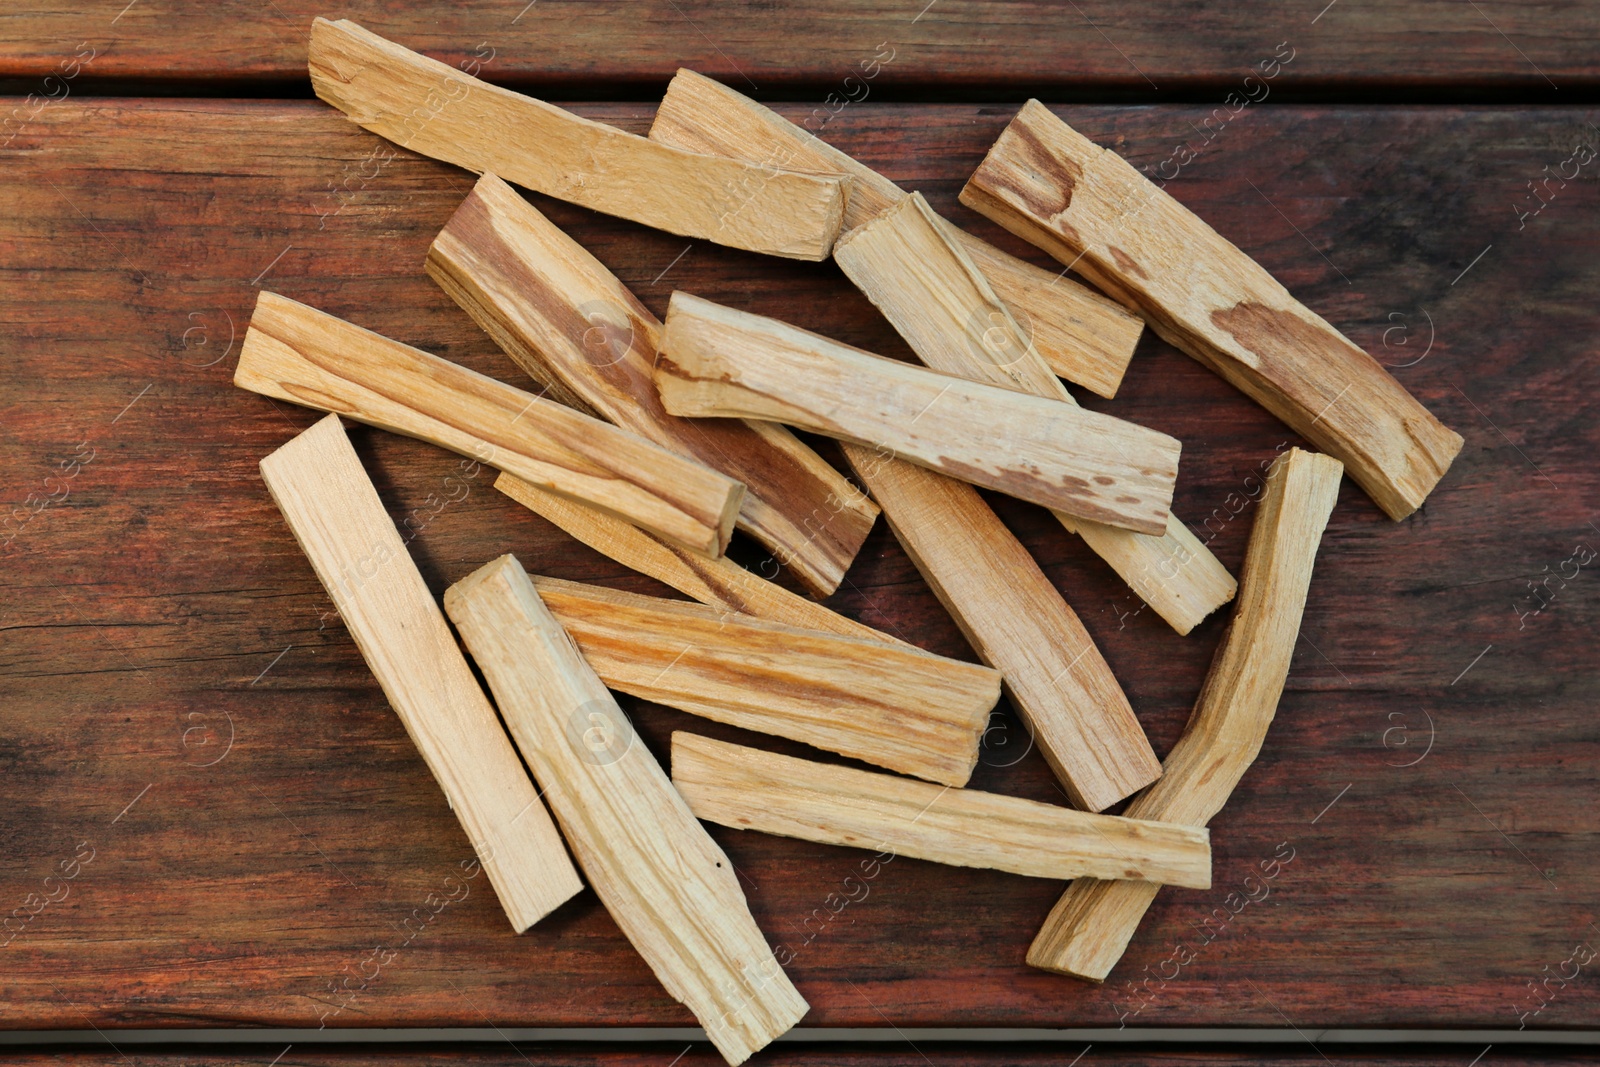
0;1;1595;95
1;99;1597;1033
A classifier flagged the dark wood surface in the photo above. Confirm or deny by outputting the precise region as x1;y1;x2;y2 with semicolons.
2;93;1598;1034
1;2;1596;96
0;1045;1589;1066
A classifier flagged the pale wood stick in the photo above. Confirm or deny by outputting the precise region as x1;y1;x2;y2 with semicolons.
672;733;1211;889
428;173;878;597
258;416;581;932
308;19;846;261
493;472;905;646
445;556;806;1065
961;101;1462;520
840;443;1160;812
657;293;1180;536
834;192;1236;634
235;291;743;558
647;68;1142;397
1027;447;1344;982
530;575;996;786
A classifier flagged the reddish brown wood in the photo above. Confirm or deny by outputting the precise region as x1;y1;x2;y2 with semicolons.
0;1047;1584;1066
1;100;1598;1035
0;1047;1587;1066
0;3;1594;94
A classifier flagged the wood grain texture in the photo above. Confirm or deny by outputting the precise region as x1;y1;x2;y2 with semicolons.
256;415;581;932
1029;448;1344;982
307;19;846;260
657;292;1180;535
6;3;1594;94
961;100;1463;520
841;444;1161;812
649;68;1143;399
444;556;806;1064
529;575;999;787
3;98;1597;1032
672;733;1212;889
2;1049;1583;1067
235;290;743;557
493;473;902;645
833;191;1236;634
427;173;877;597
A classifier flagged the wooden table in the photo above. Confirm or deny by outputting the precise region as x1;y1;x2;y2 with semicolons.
3;3;1598;1062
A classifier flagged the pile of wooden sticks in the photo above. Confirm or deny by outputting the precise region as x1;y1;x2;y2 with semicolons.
237;19;1463;1064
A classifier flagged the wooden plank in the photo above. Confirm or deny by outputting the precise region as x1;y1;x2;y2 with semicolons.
4;1049;1584;1067
961;101;1463;520
427;173;877;596
256;415;582;932
657;293;1180;535
445;555;805;1064
1029;448;1344;982
672;732;1212;888
3;98;1598;1031
493;473;902;645
235;290;744;558
308;19;846;260
529;574;999;786
841;444;1161;812
648;68;1143;399
833;190;1236;634
4;3;1594;92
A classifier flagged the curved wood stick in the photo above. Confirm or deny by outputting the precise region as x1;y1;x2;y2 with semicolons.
429;173;877;596
834;191;1236;634
1026;447;1344;981
648;68;1143;397
961;101;1460;520
494;472;903;646
672;732;1211;889
309;19;846;260
657;292;1179;535
235;291;744;558
531;575;998;786
446;556;806;1065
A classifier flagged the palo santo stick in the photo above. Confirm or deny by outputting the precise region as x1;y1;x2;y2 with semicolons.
428;173;877;597
834;192;1235;634
657;293;1180;536
672;733;1211;889
531;574;997;786
1028;447;1344;982
493;472;905;646
235;291;743;558
258;416;581;932
309;19;846;261
961;100;1463;520
445;557;806;1065
840;443;1160;811
647;68;1142;397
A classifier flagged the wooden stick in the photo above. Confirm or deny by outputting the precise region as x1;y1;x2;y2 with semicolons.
647;68;1143;398
257;416;581;932
672;733;1211;889
834;192;1236;634
961;100;1462;520
840;443;1161;812
531;575;997;787
1027;447;1344;982
445;557;806;1065
235;291;743;558
428;173;878;597
493;472;904;645
657;293;1180;536
308;19;846;261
